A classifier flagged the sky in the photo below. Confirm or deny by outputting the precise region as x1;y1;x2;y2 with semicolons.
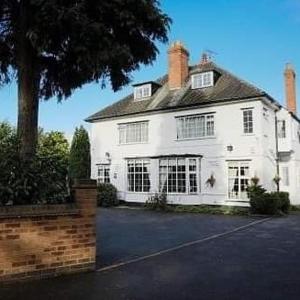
0;0;300;138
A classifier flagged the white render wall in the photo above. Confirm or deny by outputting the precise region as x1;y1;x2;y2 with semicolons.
276;109;300;204
90;98;300;206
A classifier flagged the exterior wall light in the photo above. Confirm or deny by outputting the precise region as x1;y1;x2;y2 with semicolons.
227;145;233;152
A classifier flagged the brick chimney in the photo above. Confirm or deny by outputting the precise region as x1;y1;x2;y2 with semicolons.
284;63;297;115
168;41;189;90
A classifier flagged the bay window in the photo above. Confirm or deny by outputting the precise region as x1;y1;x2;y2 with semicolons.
127;159;150;192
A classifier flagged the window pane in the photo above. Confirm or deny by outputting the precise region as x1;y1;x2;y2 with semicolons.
192;72;213;89
189;159;197;172
228;161;250;199
120;122;148;144
282;167;289;186
278;120;286;138
243;110;253;134
206;115;214;136
159;158;198;194
189;173;197;193
177;114;214;139
127;159;151;192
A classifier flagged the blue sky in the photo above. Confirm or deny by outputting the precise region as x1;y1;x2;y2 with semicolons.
0;0;299;137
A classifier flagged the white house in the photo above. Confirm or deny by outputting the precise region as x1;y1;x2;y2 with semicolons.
86;41;300;206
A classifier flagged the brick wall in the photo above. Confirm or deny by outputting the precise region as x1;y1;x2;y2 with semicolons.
168;41;189;90
0;180;97;282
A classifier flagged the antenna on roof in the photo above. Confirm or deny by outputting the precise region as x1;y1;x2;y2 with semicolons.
201;49;218;64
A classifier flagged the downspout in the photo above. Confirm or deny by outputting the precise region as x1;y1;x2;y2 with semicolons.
274;110;280;192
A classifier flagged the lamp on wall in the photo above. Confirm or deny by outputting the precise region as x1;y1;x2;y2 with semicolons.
227;144;233;152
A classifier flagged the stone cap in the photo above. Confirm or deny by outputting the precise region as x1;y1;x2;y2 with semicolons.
73;179;97;189
0;204;79;219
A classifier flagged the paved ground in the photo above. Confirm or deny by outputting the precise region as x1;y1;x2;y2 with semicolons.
1;208;300;300
96;208;260;268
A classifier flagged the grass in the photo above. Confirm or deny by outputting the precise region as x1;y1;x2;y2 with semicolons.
167;204;250;216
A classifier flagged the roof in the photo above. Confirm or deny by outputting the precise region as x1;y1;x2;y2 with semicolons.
86;61;275;122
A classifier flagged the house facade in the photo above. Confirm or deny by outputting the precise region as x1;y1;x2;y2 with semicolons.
86;42;300;206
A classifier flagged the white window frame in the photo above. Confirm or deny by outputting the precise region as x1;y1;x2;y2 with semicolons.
227;161;250;200
134;84;152;100
281;166;289;186
191;72;214;89
97;164;110;184
277;120;286;138
127;159;151;193
176;113;215;140
242;109;254;134
159;157;200;194
118;121;149;144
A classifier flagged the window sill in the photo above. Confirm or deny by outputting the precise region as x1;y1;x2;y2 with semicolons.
119;142;149;146
176;136;216;142
241;133;255;137
226;199;249;203
126;191;200;195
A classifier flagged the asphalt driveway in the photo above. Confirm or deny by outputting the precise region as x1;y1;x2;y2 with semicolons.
96;207;261;268
1;208;300;300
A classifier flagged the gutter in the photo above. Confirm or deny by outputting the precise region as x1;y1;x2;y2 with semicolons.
274;110;280;192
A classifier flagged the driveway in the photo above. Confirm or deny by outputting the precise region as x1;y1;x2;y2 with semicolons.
96;208;261;268
1;208;300;300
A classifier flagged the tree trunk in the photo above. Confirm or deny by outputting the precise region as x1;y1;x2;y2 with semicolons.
17;61;39;160
17;0;40;161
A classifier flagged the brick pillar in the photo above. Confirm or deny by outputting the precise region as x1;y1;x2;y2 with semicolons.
73;179;97;269
284;63;297;115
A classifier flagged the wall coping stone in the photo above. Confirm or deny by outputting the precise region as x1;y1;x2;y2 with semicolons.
0;203;79;219
73;179;97;189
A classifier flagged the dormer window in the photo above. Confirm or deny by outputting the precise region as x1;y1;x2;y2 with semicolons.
134;84;151;100
191;71;214;89
133;81;161;101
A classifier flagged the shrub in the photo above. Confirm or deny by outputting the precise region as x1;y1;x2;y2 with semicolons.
0;122;70;206
250;193;279;215
247;177;266;200
247;177;290;215
97;183;119;207
272;191;290;214
145;192;168;211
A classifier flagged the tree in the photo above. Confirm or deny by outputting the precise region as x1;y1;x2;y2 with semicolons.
69;126;91;180
0;1;171;160
38;131;69;166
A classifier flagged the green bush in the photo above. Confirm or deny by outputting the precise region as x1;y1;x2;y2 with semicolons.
249;190;290;215
272;191;290;214
250;193;279;215
0;122;69;206
145;192;168;211
247;177;290;215
97;183;119;207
